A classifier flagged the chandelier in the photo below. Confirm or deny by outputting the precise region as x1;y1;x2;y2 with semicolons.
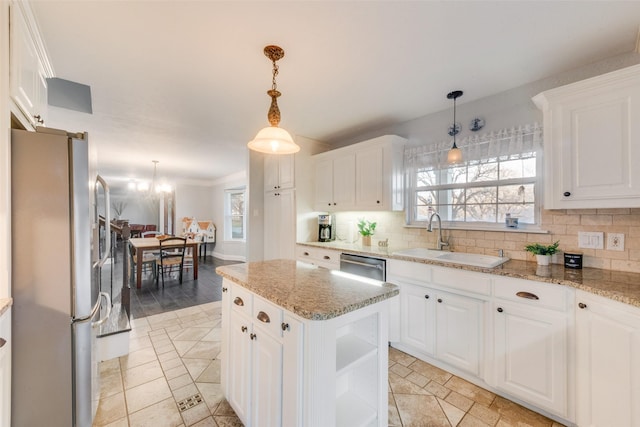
128;161;172;194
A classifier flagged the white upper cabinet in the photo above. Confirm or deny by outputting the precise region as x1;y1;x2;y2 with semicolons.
264;154;295;192
313;135;406;212
533;65;640;209
9;1;50;129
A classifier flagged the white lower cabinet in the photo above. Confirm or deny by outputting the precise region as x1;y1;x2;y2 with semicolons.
399;282;435;357
575;290;640;427
222;279;390;427
295;244;341;270
491;277;571;419
390;261;486;378
225;283;289;427
435;291;483;377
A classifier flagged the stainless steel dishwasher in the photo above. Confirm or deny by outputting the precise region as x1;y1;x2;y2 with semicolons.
340;253;386;281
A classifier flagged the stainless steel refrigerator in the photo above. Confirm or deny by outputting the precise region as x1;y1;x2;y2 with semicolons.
11;127;112;427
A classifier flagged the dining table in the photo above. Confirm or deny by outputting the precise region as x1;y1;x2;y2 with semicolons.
129;237;200;289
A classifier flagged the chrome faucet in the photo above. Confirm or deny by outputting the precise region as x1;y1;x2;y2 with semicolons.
427;212;449;251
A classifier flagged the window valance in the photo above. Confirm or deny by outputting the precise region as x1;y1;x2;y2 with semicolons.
404;123;543;170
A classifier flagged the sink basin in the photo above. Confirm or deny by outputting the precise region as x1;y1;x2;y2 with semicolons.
435;252;509;268
392;248;509;268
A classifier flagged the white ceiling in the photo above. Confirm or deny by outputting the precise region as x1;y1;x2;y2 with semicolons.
31;1;640;189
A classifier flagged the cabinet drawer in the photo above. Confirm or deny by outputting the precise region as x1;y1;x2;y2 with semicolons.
231;285;253;317
253;295;283;339
295;245;341;270
493;277;567;311
432;267;491;296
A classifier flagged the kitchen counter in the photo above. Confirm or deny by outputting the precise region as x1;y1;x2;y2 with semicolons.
0;298;12;316
297;241;640;308
216;259;399;320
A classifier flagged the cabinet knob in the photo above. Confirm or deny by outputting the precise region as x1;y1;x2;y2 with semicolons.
281;322;290;331
233;297;244;306
578;302;587;309
437;298;443;303
241;325;248;333
376;200;380;204
303;252;309;256
424;295;430;299
323;255;331;260
328;203;331;206
222;287;228;293
563;191;571;197
497;307;504;313
333;203;336;206
250;333;257;340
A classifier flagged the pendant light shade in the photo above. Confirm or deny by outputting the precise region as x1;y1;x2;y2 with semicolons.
248;125;298;154
248;45;300;155
447;90;463;164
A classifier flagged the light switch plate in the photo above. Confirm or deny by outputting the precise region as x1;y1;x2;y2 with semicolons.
607;233;625;251
578;231;604;249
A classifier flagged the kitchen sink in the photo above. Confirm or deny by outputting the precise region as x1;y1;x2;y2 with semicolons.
392;248;509;268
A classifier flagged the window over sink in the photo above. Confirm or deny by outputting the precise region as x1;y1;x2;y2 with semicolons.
405;124;542;230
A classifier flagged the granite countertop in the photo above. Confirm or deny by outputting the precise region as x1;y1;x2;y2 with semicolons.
216;259;399;320
0;298;13;316
297;241;640;308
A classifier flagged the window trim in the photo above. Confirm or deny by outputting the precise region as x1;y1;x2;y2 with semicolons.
406;139;544;232
224;187;246;242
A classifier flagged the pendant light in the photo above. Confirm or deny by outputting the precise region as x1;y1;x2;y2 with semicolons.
447;90;463;164
247;45;300;155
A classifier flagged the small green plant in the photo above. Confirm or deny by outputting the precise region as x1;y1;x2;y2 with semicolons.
357;218;377;236
524;241;560;256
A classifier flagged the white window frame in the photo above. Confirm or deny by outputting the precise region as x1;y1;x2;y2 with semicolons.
405;124;544;232
224;187;246;241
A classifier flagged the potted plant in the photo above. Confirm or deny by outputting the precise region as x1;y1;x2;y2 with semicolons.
524;241;560;266
357;218;377;246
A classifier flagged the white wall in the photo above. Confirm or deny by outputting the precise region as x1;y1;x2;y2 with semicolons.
109;193;158;226
175;182;214;223
211;172;247;261
0;1;10;298
333;52;640;149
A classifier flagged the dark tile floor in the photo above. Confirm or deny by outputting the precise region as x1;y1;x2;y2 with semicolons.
102;241;241;319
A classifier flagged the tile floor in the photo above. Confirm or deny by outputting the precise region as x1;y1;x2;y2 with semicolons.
93;302;565;427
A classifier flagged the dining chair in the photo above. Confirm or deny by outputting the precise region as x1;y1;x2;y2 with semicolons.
156;237;187;287
128;242;157;283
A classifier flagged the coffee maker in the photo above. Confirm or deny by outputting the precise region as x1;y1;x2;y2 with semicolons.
318;214;336;242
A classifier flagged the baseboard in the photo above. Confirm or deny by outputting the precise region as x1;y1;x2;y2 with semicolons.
211;251;246;262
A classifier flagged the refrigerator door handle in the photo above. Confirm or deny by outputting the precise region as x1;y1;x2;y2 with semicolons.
73;292;111;325
94;175;111;269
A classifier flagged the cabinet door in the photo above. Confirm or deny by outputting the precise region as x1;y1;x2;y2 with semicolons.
264;189;295;260
10;4;47;127
493;301;568;417
535;65;640;209
435;291;483;376
251;325;283;427
228;311;252;423
264;155;295;192
314;158;334;210
332;154;356;209
400;283;436;356
576;292;640;427
355;146;384;209
220;282;231;391
282;315;303;427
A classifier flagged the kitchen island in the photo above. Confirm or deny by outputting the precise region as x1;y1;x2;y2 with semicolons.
216;259;399;427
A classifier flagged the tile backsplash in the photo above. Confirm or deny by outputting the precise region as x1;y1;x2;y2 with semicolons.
333;208;640;273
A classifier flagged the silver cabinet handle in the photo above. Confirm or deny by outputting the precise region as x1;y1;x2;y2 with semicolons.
257;311;270;323
234;297;244;306
0;338;6;348
340;259;383;270
516;291;539;300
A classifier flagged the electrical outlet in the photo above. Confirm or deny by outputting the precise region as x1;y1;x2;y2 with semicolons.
578;231;604;249
607;233;625;251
